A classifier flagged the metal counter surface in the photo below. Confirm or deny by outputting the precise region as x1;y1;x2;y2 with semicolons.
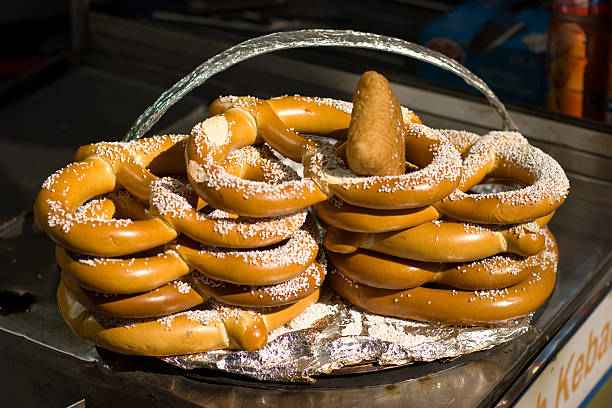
0;66;611;407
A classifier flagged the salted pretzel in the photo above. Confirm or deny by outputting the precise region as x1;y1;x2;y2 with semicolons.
186;121;327;217
61;255;325;318
58;198;319;294
61;272;205;318
323;216;550;263
435;131;570;224
328;228;558;326
303;123;463;210
329;246;542;291
174;229;319;286
57;246;191;294
206;94;421;162
437;129;480;154
315;199;440;233
35;135;308;257
57;280;320;355
150;175;307;248
192;261;325;308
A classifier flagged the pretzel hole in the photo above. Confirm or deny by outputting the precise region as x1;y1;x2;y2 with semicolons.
405;161;420;173
489;164;537;187
146;142;189;175
468;178;526;195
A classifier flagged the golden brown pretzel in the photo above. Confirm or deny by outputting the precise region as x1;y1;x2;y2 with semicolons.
435;131;570;224
57;279;320;355
329;248;538;291
186;123;327;217
346;71;405;176
57;246;190;294
35;155;177;257
214;95;420;160
315;199;440;233
328;228;558;326
323;216;550;263
35;136;308;257
35;135;186;256
61;272;205;318
192;261;325;308
173;229;319;286
437;129;480;154
207;96;353;161
62;260;323;318
59;226;320;298
150;175;307;248
58;193;318;293
303;123;463;210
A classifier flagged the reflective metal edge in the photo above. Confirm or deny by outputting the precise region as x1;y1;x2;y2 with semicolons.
495;254;612;407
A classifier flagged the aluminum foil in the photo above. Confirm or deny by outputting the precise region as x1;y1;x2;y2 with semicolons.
162;288;530;382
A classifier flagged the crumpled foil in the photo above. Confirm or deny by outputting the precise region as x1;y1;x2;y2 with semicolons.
162;288;530;382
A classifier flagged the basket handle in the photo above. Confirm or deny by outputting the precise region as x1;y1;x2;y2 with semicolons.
123;29;517;142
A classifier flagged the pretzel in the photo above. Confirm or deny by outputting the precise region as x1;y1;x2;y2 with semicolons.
57;279;320;355
35;135;307;257
323;217;550;263
345;71;405;176
59;194;319;292
61;255;325;317
313;127;482;233
173;229;319;286
437;129;480;154
207;94;420;157
315;199;440;233
329;247;539;291
61;271;205;318
303;123;462;209
35;156;176;257
192;261;325;308
186;125;327;217
57;246;190;294
150;175;307;248
435;131;570;224
328;228;558;326
59;229;320;297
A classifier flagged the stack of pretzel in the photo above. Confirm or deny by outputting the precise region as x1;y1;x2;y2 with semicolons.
35;122;328;356
317;71;570;325
34;70;569;357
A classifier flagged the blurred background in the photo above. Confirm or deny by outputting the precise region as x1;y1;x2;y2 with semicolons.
1;0;611;123
0;0;611;225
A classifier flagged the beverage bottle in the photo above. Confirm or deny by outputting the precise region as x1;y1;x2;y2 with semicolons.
547;0;610;120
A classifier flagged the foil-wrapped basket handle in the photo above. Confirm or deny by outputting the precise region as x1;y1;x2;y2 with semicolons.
123;29;518;142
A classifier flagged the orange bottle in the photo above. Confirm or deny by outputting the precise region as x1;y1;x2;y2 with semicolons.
547;0;610;120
